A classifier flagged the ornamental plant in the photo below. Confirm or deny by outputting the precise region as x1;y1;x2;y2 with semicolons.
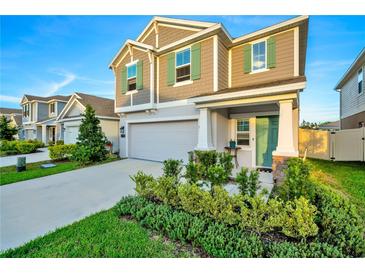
0;115;18;141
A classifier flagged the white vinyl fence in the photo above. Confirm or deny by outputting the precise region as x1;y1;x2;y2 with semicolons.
299;128;365;162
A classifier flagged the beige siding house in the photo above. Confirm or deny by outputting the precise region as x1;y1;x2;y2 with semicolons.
335;48;365;129
109;16;309;180
0;108;23;139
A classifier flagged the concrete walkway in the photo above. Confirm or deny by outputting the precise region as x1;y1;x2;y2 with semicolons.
0;148;50;167
0;159;163;251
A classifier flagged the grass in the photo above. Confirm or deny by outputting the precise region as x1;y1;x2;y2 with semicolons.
0;155;120;186
0;208;193;258
309;158;365;220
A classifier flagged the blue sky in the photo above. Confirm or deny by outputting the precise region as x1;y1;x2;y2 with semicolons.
1;15;364;122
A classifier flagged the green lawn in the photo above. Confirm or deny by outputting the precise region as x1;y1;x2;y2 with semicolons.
309;159;365;220
0;156;120;186
0;209;193;258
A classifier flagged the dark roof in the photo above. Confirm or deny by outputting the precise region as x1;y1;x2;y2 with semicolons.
75;92;117;118
0;107;22;114
189;76;306;99
24;94;71;102
13;115;23;126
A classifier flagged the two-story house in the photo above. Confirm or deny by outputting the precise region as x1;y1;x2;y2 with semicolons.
109;16;308;179
21;94;71;143
335;48;365;129
0;107;23;139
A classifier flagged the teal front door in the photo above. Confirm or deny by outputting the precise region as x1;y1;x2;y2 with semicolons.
256;116;279;167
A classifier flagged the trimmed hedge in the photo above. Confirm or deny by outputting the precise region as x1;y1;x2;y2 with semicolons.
0;140;42;155
48;144;77;160
115;196;345;258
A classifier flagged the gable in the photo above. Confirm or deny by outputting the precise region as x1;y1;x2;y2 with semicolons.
64;100;85;118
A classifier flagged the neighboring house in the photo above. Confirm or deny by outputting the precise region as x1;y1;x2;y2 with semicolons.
56;92;119;153
20;94;71;143
335;48;365;129
318;121;340;131
0;107;23;139
109;16;308;178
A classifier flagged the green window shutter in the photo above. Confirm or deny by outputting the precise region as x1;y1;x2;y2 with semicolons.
121;67;127;94
191;43;201;80
136;60;143;90
167;52;175;86
243;44;251;73
267;37;276;68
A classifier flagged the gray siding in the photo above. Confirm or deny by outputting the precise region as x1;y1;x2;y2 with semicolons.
37;102;49;122
57;101;67;115
341;64;365;119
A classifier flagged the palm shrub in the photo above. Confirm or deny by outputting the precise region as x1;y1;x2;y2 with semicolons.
184;160;200;184
0;115;18;141
72;105;108;164
236;167;260;197
162;159;183;180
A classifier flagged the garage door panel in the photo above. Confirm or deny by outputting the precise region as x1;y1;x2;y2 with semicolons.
129;120;198;162
65;126;79;144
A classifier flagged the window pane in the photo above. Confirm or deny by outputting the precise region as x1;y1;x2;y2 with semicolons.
252;41;266;71
176;65;190;82
128;78;136;91
237;120;249;132
237;132;250;146
127;64;136;78
176;49;190;67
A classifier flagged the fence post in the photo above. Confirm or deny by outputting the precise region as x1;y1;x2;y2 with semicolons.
330;131;336;161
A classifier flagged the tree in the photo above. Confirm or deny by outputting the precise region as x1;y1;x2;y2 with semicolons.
72;105;108;164
0;115;18;140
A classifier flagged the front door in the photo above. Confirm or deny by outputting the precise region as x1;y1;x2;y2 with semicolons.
256;116;279;168
51;127;55;142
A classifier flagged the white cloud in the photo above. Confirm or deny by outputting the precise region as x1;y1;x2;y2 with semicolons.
44;70;76;96
0;95;21;104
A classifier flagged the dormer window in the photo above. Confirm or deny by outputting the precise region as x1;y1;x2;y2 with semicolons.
49;102;56;115
176;48;191;83
23;104;29;117
127;64;137;91
252;41;266;72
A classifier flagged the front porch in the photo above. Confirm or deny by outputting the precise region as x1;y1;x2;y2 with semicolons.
194;92;300;179
36;119;58;145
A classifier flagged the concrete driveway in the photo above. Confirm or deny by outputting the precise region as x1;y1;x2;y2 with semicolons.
0;148;50;167
0;159;162;251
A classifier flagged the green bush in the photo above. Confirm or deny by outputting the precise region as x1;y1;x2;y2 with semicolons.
218;152;234;177
312;183;365;257
194;150;218;179
207;165;229;188
162;159;183;179
71;145;93;164
27;139;45;148
278;158;314;201
131;171;156;199
48;141;55;146
236;167;260;197
56;140;64;145
16;141;37;154
184;160;199;184
153;176;180;207
0;140;17;152
49;144;77;160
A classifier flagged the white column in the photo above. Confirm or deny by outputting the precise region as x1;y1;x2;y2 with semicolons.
196;108;214;150
272;100;298;157
41;125;47;144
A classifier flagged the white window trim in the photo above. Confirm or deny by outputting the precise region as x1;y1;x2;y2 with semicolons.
175;47;192;84
250;39;268;74
236;119;251;149
126;60;138;92
49;102;56;116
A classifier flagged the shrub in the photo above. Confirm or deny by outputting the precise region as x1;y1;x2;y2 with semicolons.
278;158;314;201
217;152;234;178
0;115;18;140
153;176;180;207
184;160;199;184
48;141;55;146
178;183;210;215
236;168;260;197
194;150;218;179
27;139;45;148
16;141;37;154
130;171;156;199
207;165;229;188
312;183;365;257
49;144;77;160
162;159;183;179
0;140;17;152
281;196;318;239
56;140;64;145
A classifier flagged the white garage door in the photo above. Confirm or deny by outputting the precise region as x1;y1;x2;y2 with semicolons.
65;126;79;144
129;120;198;162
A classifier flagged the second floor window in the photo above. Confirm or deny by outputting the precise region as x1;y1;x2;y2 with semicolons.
358;68;363;94
252;41;266;71
23;104;29;117
176;48;191;83
127;64;137;91
50;103;55;114
236;119;250;146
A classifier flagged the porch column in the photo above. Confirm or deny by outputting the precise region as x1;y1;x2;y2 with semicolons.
41;125;47;144
272;99;298;184
196;108;214;150
273;99;298;157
